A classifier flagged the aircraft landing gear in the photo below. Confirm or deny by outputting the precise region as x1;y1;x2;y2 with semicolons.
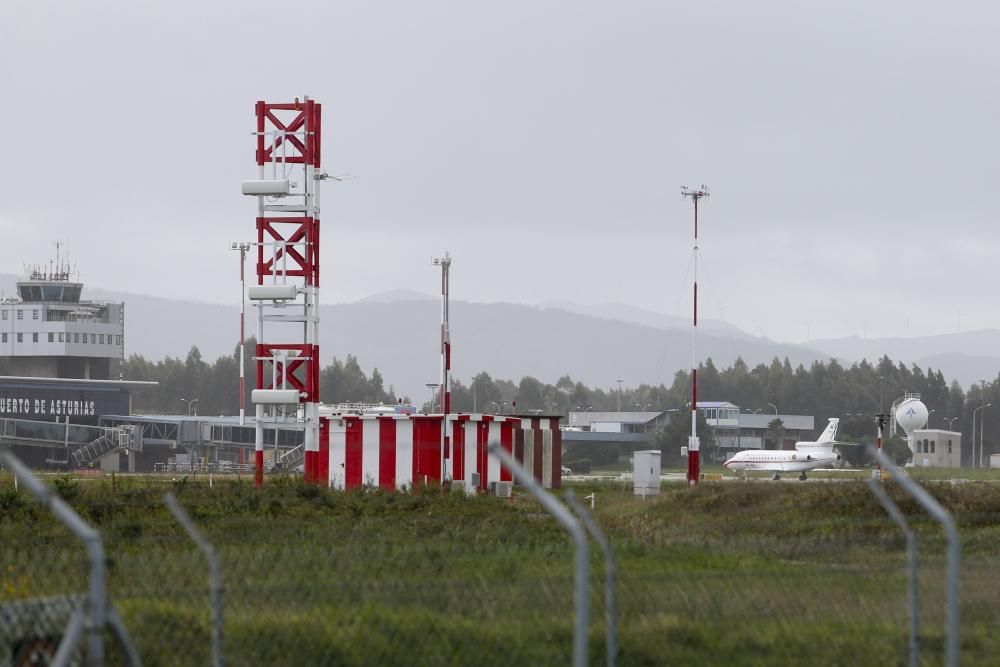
799;472;808;481
772;473;781;481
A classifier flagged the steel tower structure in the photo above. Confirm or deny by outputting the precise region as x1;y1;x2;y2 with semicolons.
433;252;452;479
242;98;323;486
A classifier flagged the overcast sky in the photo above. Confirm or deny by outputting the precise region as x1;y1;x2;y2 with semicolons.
3;0;999;343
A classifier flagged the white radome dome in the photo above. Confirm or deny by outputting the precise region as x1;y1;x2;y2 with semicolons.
895;398;928;437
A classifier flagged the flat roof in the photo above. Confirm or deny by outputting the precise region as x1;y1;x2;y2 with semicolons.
737;414;815;431
0;375;158;388
107;414;296;426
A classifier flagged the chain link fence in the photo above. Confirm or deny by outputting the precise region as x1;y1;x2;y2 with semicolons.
4;452;1000;665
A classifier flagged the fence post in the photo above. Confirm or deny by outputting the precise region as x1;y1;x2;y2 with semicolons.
867;479;919;667
0;449;106;665
164;493;224;667
872;447;960;667
488;442;588;667
565;490;618;667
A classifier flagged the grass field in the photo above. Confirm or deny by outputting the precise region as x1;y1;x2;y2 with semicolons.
3;471;1000;665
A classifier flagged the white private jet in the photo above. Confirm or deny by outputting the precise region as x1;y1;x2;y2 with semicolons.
723;418;845;481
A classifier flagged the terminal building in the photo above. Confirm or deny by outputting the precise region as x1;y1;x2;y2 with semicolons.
562;403;816;469
1;263;123;379
699;401;815;452
0;262;154;470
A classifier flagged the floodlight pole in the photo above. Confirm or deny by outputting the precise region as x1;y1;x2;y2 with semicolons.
681;185;709;485
434;252;452;481
230;241;252;427
875;413;889;479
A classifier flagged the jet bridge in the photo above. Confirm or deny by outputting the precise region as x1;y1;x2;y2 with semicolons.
0;416;140;467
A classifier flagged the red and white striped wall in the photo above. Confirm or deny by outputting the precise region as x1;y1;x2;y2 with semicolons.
327;414;445;490
449;415;562;492
324;413;562;492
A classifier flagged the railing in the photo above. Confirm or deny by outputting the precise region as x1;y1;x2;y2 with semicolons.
0;417;104;448
278;443;305;469
0;417;137;468
70;426;138;467
153;462;260;475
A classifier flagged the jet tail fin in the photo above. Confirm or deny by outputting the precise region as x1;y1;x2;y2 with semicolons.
817;418;839;444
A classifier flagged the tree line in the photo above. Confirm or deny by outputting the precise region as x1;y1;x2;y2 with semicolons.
124;342;999;465
125;340;398;416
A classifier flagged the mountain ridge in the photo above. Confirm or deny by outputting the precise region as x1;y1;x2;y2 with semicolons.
0;273;995;398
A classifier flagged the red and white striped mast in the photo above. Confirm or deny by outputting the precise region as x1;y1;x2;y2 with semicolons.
681;185;709;486
229;241;252;427
433;252;452;480
242;97;324;487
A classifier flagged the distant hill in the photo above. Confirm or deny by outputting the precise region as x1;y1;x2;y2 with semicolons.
355;289;435;304
2;272;996;398
540;300;750;337
804;331;1000;389
325;299;833;400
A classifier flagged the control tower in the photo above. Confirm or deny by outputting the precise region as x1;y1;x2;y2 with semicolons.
0;258;124;379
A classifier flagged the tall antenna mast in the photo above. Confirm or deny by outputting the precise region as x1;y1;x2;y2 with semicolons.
681;184;710;486
433;252;453;481
242;97;324;487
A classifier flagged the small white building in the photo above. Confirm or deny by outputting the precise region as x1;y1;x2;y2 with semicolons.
910;428;961;468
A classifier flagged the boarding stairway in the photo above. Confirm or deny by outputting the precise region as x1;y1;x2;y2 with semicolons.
277;443;305;471
70;426;140;467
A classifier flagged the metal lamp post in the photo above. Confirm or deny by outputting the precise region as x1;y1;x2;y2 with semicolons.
972;404;991;468
768;403;778;415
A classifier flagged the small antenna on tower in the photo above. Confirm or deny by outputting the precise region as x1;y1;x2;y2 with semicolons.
680;184;710;200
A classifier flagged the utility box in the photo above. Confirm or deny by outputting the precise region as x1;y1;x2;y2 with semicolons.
633;449;661;498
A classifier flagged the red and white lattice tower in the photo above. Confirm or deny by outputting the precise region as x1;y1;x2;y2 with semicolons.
242;98;323;486
433;252;452;480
